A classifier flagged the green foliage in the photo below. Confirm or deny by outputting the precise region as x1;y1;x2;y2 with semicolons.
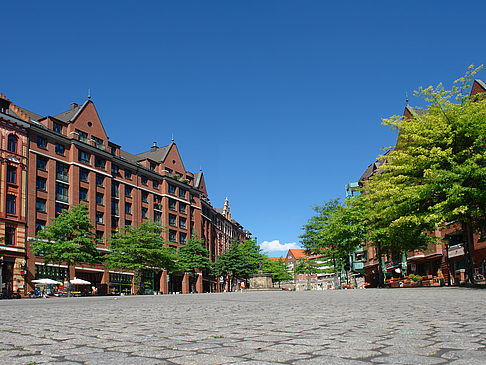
294;257;322;276
362;65;486;253
215;239;262;279
31;204;98;270
107;221;175;293
300;197;365;269
262;257;292;283
176;234;211;272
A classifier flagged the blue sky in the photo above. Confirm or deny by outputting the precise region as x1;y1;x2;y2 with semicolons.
3;1;486;257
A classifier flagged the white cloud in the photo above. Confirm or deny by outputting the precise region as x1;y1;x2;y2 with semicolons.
260;240;300;253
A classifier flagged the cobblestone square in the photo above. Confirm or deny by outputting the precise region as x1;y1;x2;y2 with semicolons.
1;288;485;364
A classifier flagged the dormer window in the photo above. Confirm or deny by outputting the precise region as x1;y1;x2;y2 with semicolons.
76;130;88;143
149;162;156;171
53;122;63;134
92;136;103;149
7;135;18;153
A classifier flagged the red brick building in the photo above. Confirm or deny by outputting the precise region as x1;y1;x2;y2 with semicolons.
1;95;250;295
0;94;29;298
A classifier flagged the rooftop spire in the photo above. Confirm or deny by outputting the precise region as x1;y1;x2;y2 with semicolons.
88;88;91;100
406;92;409;106
171;133;174;142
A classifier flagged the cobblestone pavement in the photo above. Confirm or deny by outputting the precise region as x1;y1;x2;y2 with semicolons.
1;288;486;364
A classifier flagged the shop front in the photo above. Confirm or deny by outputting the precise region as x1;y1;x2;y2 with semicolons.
109;272;133;295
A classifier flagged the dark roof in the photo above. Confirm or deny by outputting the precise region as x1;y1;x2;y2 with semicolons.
359;150;392;181
119;150;141;164
136;143;172;162
15;106;43;121
53;101;86;122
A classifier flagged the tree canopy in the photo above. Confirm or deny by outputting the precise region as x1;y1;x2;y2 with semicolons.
262;257;292;285
215;239;262;280
176;234;211;273
31;204;98;274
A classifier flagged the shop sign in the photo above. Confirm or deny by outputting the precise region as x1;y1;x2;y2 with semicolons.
448;245;464;258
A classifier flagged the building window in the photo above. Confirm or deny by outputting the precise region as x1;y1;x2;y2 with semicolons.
35;220;46;234
112;217;119;233
79;188;88;202
125;185;132;197
7;135;17;153
169;214;176;227
96;174;104;187
179;217;186;229
154;195;162;210
79;168;89;182
36;198;46;212
55;143;65;156
125;203;132;215
78;150;90;164
179;202;186;214
153;180;159;189
112;182;119;198
5;226;15;245
7;165;16;184
92;136;103;149
96;230;104;243
125;169;132;179
55;183;69;203
96;193;104;205
190;207;194;219
111;164;120;176
141;176;148;185
149;162;156;171
169;199;176;211
141;191;148;203
53;122;63;134
141;207;148;218
6;195;16;214
154;211;161;223
95;157;106;170
168;184;176;195
112;200;119;216
36;177;47;191
36;136;47;149
179;232;187;244
55;203;68;217
179;188;186;199
76;129;88;142
56;162;69;182
169;230;176;242
96;212;104;224
36;156;47;170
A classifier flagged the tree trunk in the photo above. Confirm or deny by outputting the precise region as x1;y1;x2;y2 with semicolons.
463;222;476;285
377;242;385;288
66;264;72;297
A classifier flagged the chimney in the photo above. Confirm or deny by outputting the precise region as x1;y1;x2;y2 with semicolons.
150;141;158;152
70;102;78;110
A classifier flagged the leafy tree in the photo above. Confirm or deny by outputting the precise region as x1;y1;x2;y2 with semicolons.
262;257;292;287
107;221;175;294
294;257;322;290
215;238;262;289
31;204;98;294
362;65;486;284
300;197;365;276
176;234;211;273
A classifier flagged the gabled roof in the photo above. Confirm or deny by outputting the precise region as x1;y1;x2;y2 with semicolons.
53;101;87;122
475;79;486;90
288;249;306;259
359;150;392;182
405;105;427;117
194;171;203;188
136;143;172;162
119;149;141;164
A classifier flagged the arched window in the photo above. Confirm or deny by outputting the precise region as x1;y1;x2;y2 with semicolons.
7;134;18;153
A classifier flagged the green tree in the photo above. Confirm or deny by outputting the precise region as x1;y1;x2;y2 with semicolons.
363;65;486;284
300;197;365;276
294;257;321;290
176;234;211;273
262;257;292;287
215;239;262;289
107;221;175;294
31;204;98;294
